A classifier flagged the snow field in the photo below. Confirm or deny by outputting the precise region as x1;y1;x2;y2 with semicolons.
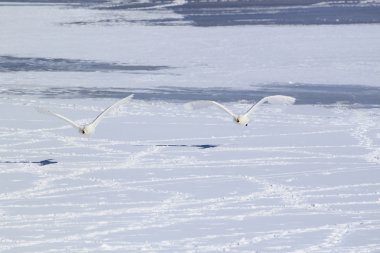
1;96;380;252
1;2;380;252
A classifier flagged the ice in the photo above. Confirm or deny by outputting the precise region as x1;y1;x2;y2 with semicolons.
1;2;380;252
1;4;380;88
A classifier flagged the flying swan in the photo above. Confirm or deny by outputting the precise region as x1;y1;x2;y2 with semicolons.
36;94;134;135
184;95;296;126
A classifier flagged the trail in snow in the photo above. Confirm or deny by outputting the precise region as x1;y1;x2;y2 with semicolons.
1;96;380;252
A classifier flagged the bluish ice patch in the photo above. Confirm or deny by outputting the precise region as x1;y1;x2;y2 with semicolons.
0;0;105;3
2;84;380;107
170;5;380;26
15;0;380;27
66;0;380;26
0;55;170;73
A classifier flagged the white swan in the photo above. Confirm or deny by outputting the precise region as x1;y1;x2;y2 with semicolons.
36;94;134;135
185;95;296;126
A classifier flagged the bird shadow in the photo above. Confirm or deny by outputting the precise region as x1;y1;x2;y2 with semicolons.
134;144;219;149
155;144;219;149
1;159;58;166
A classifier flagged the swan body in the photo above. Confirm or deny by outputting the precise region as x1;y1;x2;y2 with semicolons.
185;95;296;126
234;114;250;126
37;94;134;136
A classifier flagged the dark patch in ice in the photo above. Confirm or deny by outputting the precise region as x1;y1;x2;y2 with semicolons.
65;1;380;26
169;5;380;26
176;0;324;8
2;83;380;107
155;144;218;149
2;159;58;166
0;0;105;3
8;0;380;26
0;56;170;73
97;0;173;10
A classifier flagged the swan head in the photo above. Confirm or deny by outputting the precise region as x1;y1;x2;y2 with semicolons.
235;115;249;126
79;125;95;135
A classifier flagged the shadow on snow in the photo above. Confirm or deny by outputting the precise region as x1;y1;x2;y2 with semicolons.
155;144;219;149
1;159;58;166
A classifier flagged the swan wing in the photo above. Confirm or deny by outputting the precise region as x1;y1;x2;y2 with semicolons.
36;107;81;129
244;95;296;116
185;100;237;118
90;94;134;128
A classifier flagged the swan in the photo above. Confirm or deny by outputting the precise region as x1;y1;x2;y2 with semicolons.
36;94;134;135
184;95;296;126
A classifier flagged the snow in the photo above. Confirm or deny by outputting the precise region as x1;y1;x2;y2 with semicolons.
1;2;380;252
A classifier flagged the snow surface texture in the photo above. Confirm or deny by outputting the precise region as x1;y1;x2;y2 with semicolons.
1;2;380;252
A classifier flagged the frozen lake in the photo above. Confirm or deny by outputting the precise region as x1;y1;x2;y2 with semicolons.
1;1;380;252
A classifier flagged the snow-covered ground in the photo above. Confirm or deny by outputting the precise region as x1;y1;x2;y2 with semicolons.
1;2;380;252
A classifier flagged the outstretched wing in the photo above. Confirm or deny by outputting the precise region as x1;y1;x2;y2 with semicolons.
244;95;296;116
90;94;134;127
36;107;81;129
185;100;237;118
